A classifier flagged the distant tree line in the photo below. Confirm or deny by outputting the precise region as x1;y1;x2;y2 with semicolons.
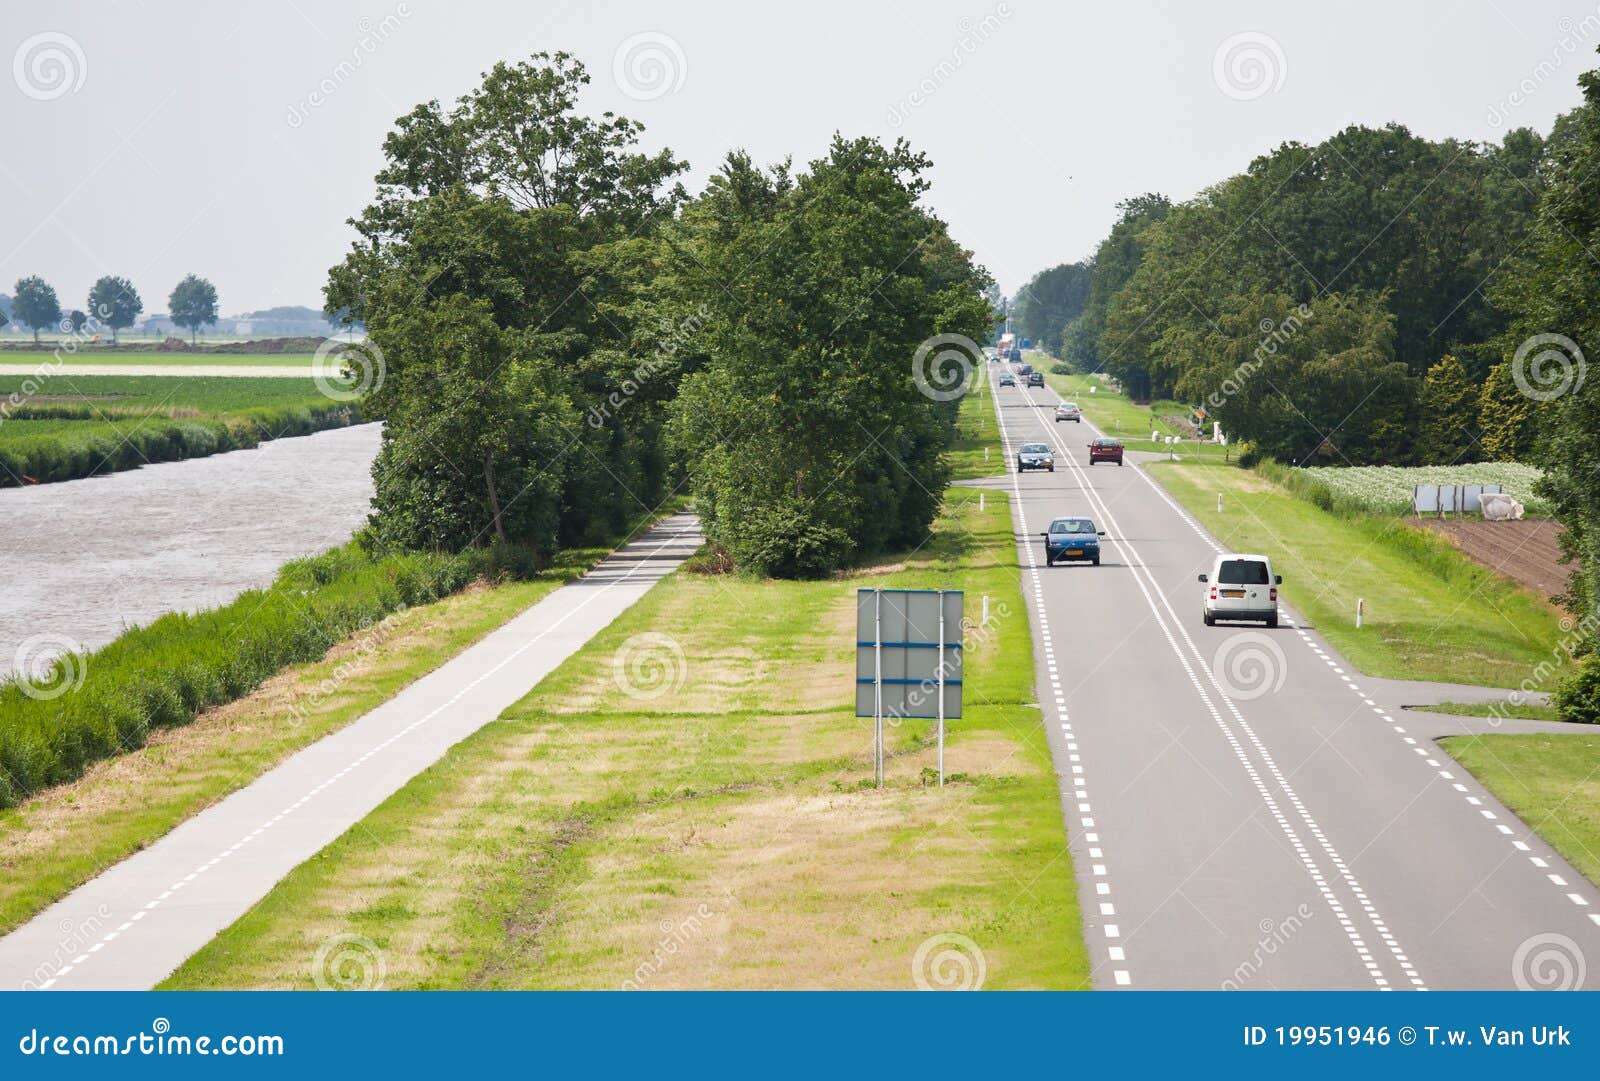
4;273;219;343
1018;124;1554;466
328;52;991;578
1015;49;1600;705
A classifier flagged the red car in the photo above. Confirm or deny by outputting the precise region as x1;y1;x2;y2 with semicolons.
1088;438;1124;466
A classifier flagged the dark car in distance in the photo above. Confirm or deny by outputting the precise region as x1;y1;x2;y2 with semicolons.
1026;372;1044;387
1088;438;1124;466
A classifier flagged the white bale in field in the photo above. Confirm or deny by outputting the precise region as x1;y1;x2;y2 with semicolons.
1480;493;1525;521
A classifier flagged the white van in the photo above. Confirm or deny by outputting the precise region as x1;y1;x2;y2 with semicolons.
1198;554;1281;627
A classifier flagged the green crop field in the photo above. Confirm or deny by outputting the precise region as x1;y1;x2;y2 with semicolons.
0;374;358;485
0;350;318;368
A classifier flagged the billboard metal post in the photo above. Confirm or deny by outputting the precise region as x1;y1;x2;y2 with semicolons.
873;588;883;789
937;590;946;788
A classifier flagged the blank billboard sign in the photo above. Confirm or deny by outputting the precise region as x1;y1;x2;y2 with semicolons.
855;589;963;720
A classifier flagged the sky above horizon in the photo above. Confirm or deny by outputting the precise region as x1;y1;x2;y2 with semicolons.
3;0;1595;315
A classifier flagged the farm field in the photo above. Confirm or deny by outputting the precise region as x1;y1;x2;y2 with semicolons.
1416;517;1571;606
0;350;319;368
0;374;356;485
1300;462;1550;515
1148;458;1570;686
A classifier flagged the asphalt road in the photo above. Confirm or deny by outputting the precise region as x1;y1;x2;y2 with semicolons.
987;371;1600;990
0;512;702;991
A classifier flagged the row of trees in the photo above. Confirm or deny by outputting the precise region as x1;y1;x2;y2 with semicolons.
1016;122;1551;465
6;274;218;343
331;53;990;578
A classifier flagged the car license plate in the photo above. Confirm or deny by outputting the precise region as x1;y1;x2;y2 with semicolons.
1221;589;1245;598
1064;548;1082;556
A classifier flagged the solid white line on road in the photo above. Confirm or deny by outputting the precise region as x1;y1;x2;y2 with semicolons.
994;384;1130;990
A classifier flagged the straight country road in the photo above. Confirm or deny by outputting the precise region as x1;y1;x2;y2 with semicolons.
0;512;702;991
987;371;1600;990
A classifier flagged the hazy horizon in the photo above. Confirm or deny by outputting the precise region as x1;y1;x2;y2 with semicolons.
3;0;1594;313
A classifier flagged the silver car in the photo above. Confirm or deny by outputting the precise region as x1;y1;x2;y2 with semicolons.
1016;442;1055;473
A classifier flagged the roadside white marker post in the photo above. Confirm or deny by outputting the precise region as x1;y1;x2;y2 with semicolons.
873;589;884;788
1217;492;1223;513
982;594;990;627
979;492;985;512
938;590;946;788
1357;598;1364;629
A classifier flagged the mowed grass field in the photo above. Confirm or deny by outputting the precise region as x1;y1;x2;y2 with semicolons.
0;374;355;485
1149;459;1568;687
163;485;1089;990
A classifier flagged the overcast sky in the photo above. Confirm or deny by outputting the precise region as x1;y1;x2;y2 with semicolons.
3;0;1596;314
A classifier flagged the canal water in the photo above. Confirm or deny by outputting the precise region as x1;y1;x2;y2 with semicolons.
0;423;381;677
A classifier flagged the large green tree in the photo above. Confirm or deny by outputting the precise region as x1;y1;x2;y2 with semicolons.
1417;355;1478;464
1011;261;1091;356
1169;290;1415;464
329;53;688;557
86;276;142;343
11;276;61;343
667;138;992;576
168;274;218;344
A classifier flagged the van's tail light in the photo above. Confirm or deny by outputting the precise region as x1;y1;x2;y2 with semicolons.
1269;587;1278;602
1209;587;1217;600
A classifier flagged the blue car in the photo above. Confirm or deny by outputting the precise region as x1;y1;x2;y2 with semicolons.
1041;517;1105;566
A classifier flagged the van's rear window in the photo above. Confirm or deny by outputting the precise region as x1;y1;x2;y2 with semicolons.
1218;559;1269;584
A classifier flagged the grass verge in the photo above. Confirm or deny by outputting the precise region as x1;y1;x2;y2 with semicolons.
1042;366;1231;459
947;376;1002;480
1440;734;1600;887
1147;459;1568;687
1412;701;1562;723
163;486;1088;990
0;524;666;935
